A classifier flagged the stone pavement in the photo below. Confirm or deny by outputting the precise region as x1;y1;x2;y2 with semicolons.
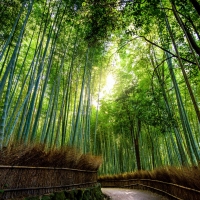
101;188;169;200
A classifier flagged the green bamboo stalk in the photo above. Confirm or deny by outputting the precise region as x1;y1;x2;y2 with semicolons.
0;0;33;100
30;1;64;142
150;46;188;165
0;2;25;61
71;48;90;145
0;0;34;148
93;65;102;154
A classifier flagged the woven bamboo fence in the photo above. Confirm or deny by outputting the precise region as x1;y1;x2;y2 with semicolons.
99;179;200;200
0;165;97;199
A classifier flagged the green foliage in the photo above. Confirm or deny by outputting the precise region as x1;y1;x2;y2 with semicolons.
41;195;53;200
52;191;66;200
0;0;21;43
81;0;121;45
24;184;104;200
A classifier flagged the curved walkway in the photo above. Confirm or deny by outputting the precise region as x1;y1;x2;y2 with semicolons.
102;188;169;200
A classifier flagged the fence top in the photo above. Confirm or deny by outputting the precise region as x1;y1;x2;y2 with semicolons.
0;165;97;173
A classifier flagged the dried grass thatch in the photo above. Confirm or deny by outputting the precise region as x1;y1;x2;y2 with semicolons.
0;144;102;171
98;165;200;190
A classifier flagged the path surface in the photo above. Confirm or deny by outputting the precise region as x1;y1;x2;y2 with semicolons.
101;188;169;200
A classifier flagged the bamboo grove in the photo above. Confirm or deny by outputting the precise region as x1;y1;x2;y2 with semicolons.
0;0;200;175
0;0;105;152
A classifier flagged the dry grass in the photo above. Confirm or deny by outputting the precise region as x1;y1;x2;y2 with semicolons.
0;144;102;171
98;165;200;190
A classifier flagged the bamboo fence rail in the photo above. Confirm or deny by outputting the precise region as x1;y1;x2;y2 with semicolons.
99;179;200;200
0;165;98;199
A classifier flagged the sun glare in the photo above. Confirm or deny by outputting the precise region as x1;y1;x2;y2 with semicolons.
104;74;115;93
92;74;116;107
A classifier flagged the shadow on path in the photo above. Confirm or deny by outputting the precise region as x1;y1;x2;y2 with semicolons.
102;188;169;200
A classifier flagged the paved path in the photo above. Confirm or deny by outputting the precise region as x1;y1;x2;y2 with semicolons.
102;188;169;200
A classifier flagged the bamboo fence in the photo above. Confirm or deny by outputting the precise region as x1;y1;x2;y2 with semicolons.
0;165;97;199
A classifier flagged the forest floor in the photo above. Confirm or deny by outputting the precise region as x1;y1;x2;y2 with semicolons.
101;188;169;200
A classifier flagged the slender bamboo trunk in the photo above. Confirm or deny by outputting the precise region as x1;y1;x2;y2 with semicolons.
150;47;188;165
161;1;200;163
71;48;90;145
170;3;200;124
30;1;64;142
0;0;33;100
189;0;200;17
0;0;33;147
171;3;200;66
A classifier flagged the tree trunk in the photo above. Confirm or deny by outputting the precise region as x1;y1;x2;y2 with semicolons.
134;119;141;170
150;48;188;165
134;137;141;170
172;3;200;57
189;0;200;17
